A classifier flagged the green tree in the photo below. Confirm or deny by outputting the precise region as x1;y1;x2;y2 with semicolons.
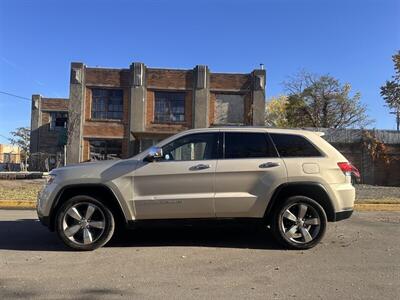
283;71;371;128
265;95;290;128
9;127;30;170
380;50;400;131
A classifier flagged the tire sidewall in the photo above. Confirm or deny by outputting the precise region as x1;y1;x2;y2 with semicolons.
56;195;115;251
272;196;327;250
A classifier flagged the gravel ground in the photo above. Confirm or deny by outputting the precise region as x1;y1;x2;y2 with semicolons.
355;184;400;202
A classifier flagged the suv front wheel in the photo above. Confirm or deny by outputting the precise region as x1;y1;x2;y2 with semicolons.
55;195;115;251
271;196;327;249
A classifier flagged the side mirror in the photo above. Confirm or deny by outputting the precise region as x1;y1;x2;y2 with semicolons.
145;146;163;162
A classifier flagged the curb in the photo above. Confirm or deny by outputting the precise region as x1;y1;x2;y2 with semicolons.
0;200;400;211
354;203;400;212
0;200;36;209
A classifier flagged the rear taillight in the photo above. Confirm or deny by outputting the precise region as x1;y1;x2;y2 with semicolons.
337;162;360;178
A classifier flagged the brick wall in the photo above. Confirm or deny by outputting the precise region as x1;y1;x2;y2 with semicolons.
41;98;69;110
210;73;251;91
147;69;193;90
85;68;130;87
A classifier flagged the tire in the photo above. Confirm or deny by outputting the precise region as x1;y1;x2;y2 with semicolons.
271;196;327;250
55;195;115;251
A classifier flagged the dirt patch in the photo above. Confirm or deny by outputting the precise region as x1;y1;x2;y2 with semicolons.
0;179;45;201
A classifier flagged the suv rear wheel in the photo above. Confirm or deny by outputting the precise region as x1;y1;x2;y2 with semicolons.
271;196;327;249
55;195;115;251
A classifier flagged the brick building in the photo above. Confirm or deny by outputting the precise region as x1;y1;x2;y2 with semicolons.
30;62;266;168
30;97;68;170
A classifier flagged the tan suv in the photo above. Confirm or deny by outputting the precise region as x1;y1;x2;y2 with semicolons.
37;127;358;251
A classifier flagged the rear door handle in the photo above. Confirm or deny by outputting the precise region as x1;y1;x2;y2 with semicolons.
259;162;280;169
189;164;210;171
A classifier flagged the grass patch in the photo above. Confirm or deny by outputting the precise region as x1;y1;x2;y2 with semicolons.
0;179;45;201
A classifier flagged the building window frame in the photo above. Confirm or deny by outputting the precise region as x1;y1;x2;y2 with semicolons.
91;88;124;121
153;91;186;124
49;111;68;131
88;138;123;161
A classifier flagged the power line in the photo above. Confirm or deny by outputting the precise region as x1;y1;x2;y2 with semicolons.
0;133;10;141
0;91;31;101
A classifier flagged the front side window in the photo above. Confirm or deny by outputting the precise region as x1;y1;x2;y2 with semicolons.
270;133;322;157
224;132;277;159
50;112;68;131
91;89;123;120
154;92;185;123
89;139;122;160
140;138;162;153
162;133;218;161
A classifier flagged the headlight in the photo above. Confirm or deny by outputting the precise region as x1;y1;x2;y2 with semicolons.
46;174;57;185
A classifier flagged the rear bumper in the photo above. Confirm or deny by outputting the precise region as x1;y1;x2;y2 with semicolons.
329;182;355;213
334;210;353;222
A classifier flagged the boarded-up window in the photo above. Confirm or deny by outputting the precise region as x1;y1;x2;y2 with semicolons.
214;94;244;124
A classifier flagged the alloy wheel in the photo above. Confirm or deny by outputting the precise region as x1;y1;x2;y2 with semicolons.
62;202;106;245
280;202;321;244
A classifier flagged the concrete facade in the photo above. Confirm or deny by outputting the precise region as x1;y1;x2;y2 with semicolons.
29;95;69;170
30;61;266;167
66;62;85;164
193;65;210;128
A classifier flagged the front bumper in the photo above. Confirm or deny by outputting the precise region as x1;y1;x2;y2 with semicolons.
36;182;60;230
38;214;51;228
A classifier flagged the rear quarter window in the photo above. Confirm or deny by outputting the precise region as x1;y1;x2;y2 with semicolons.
269;133;322;157
224;132;278;159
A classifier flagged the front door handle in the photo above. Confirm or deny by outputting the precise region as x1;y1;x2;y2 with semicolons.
189;164;210;171
259;162;280;169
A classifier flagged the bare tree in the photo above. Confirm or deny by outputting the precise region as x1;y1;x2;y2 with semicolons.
283;71;372;128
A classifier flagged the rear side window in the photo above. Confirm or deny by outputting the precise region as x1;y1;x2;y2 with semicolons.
270;133;322;157
224;132;278;159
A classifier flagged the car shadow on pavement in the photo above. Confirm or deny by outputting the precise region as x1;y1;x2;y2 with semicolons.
108;224;281;250
0;219;68;251
0;219;281;252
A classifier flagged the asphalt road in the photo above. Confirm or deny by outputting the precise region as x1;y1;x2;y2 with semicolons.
0;210;399;300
